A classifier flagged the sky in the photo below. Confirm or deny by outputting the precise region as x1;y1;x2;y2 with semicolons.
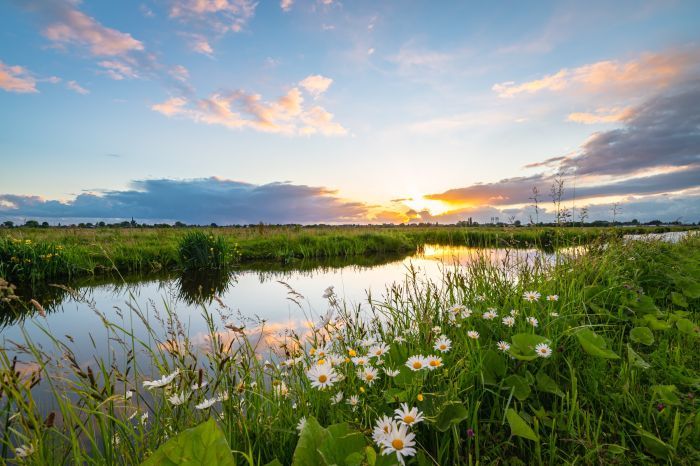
0;0;699;225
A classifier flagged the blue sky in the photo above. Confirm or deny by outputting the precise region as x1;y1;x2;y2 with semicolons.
1;0;699;224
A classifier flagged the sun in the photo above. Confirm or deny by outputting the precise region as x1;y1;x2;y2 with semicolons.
403;193;453;216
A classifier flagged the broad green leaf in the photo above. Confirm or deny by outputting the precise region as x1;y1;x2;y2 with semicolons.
481;349;506;384
263;461;283;466
638;430;673;460
292;417;331;466
671;291;688;308
435;401;469;432
365;446;377;466
318;422;368;466
536;371;564;397
505;408;539;441
676;318;697;335
630;295;658;315
677;278;700;299
627;345;650;370
141;418;235;466
575;328;619;359
642;315;671;331
345;452;365;466
503;374;531;401
652;385;681;405
509;333;550;361
630;327;654;345
384;388;408;404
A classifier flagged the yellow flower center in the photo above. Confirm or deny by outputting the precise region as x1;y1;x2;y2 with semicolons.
318;359;326;365
439;344;446;350
348;349;356;357
392;439;404;450
403;415;415;424
318;375;328;383
365;374;374;381
429;360;440;367
417;394;424;401
412;362;422;369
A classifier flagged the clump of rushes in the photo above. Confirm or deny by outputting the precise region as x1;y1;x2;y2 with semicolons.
177;231;238;270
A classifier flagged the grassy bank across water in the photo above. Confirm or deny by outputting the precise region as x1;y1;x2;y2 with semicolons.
1;235;698;464
0;225;693;282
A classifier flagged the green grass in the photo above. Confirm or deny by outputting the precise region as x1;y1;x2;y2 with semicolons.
1;235;698;464
0;225;691;282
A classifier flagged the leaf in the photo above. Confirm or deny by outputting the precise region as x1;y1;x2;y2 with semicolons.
435;401;469;432
652;385;681;405
630;327;654;345
383;388;408;404
676;318;698;335
627;345;650;370
671;291;688;308
638;430;673;460
575;328;619;359
509;333;550;361
141;418;235;466
292;417;331;466
630;295;658;315
505;408;539;441
536;371;564;397
263;461;283;466
318;422;368;466
503;374;531;401
481;349;506;385
642;315;671;331
678;278;700;299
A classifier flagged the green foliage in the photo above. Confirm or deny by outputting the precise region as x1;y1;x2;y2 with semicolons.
575;328;620;359
505;409;539;441
140;419;235;466
178;231;235;270
630;326;655;345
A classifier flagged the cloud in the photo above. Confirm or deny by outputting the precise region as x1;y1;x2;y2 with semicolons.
566;107;633;124
493;48;699;98
0;61;38;93
65;80;89;94
0;177;368;224
180;32;214;55
298;75;333;97
169;0;257;33
97;60;139;80
280;0;293;12
152;80;347;136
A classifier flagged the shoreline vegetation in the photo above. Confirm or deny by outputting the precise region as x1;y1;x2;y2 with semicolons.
0;234;698;464
0;225;694;283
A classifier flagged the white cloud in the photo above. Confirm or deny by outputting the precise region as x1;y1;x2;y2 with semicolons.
299;74;333;97
66;80;89;95
0;62;38;93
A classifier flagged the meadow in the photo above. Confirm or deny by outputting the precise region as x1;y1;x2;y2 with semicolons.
0;234;698;465
0;224;688;283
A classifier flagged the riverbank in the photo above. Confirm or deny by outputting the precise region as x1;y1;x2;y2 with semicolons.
0;225;691;282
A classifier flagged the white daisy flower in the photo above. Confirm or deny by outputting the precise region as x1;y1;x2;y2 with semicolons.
369;343;389;358
502;316;515;327
535;343;552;358
124;389;134;400
142;369;180;390
474;294;486;302
296;416;307;433
15;444;34;458
433;335;452;353
394;335;406;343
191;380;208;390
273;381;289;397
380;421;416;465
140;412;149;424
546;295;559;301
527;316;539;328
384;368;400;377
195;396;217;410
510;309;520;316
405;355;428;371
169;392;187;406
426;355;443;370
331;391;344;405
351;356;370;366
496;341;511;352
467;330;480;340
357;366;380;385
482;309;498;320
394;403;425;427
431;326;441;334
372;415;394;444
347;395;360;410
307;364;339;389
523;291;541;302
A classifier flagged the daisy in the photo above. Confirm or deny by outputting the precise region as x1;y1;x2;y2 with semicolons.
307;364;339;389
405;355;428;371
535;343;552;358
273;381;289;397
357;366;380;385
296;417;307;433
347;395;360;410
527;316;539;328
314;343;332;359
191;380;208;390
168;392;187;406
352;356;370;366
502;316;515;327
195;396;217;410
124;389;134;400
449;304;465;315
523;291;541;302
467;330;480;340
510;309;520;316
369;343;389;358
496;341;511;352
482;309;498;320
372;415;394;444
380;422;416;466
322;286;334;299
431;326;442;334
550;312;559;317
15;444;34;458
331;391;344;405
433;335;452;353
546;295;559;301
394;335;406;344
394;403;425;427
426;355;443;370
142;369;180;390
384;368;400;377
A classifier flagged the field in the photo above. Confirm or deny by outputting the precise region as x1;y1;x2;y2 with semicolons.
1;234;699;464
0;225;690;283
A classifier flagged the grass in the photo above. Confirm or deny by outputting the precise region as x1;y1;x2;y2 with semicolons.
0;225;691;282
0;235;698;464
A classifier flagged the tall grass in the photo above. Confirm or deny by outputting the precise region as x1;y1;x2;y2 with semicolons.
1;236;698;464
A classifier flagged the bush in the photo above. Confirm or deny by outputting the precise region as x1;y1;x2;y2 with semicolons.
178;231;236;270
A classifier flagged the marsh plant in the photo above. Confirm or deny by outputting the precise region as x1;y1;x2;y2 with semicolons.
1;237;699;465
178;231;239;271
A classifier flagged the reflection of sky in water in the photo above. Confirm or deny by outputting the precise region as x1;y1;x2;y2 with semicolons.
2;245;553;374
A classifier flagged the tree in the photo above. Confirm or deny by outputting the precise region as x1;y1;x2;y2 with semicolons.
2;221;13;228
24;220;39;227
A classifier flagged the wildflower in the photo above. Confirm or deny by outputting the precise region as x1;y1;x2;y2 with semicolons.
416;393;424;402
482;309;498;320
394;335;406;344
273;381;289;397
322;286;334;299
431;325;441;334
496;341;511;352
466;428;475;438
143;369;180;390
314;343;332;359
380;422;416;465
347;348;357;357
546;295;559;301
361;337;377;348
449;304;465;315
191;380;208;390
296;417;307;432
372;415;394;443
434;335;452;353
168;392;187;406
527;316;539;328
15;444;34;458
523;291;541;302
534;343;552;358
331;391;344;405
510;309;519;316
394;403;425;427
124;389;134;400
351;356;369;366
307;364;339;389
347;395;360;410
475;294;485;302
426;355;443;370
550;312;559;317
359;386;366;393
502;316;515;327
195;397;217;410
656;403;665;412
369;343;389;358
140;412;149;425
384;368;400;377
467;330;480;340
357;366;380;385
405;355;428;371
